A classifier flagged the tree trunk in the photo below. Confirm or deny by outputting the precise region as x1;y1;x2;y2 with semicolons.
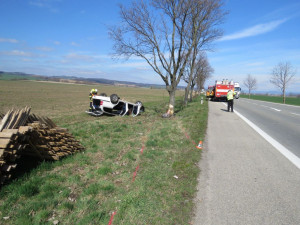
184;75;193;106
190;83;195;102
164;89;176;117
184;87;189;106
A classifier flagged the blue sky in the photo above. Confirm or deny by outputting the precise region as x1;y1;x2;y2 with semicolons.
1;0;300;93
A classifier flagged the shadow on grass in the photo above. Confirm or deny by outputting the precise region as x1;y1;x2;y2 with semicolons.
9;156;42;182
2;156;54;188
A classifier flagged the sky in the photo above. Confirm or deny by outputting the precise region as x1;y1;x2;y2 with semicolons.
1;0;300;93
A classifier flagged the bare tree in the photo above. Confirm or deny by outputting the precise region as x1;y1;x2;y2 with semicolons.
195;54;214;93
270;62;296;104
109;0;226;117
243;74;257;99
182;52;213;101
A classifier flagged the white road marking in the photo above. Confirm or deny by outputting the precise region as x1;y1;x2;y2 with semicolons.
259;104;281;112
240;98;300;108
260;105;268;108
222;102;300;169
291;112;300;117
270;107;281;112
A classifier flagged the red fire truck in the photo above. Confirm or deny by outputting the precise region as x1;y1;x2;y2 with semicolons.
210;79;235;101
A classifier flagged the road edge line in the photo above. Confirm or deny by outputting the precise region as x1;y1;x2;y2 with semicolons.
239;98;300;108
234;107;300;170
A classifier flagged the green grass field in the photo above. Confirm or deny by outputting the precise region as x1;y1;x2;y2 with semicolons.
0;80;207;224
240;94;300;106
0;73;43;81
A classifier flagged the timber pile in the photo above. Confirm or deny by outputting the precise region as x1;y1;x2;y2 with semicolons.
22;122;84;161
0;107;85;185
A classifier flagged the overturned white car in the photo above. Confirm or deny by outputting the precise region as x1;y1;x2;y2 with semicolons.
86;94;145;117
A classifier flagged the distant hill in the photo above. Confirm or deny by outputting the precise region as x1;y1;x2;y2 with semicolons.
0;71;168;89
0;71;45;81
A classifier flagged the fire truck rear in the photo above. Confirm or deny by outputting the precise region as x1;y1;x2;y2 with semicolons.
212;79;235;101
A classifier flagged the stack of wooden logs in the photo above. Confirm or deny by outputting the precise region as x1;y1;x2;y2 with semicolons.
0;107;85;185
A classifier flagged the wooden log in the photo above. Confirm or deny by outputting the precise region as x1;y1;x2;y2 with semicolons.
26;140;44;160
1;164;16;172
18;126;32;134
6;154;17;162
52;147;60;151
54;128;68;133
0;139;11;149
11;109;24;128
0;109;12;132
16;106;31;128
6;110;19;129
0;129;18;139
44;117;56;128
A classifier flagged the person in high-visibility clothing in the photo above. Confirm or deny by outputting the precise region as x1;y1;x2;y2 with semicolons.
89;88;98;111
227;89;235;112
206;90;210;99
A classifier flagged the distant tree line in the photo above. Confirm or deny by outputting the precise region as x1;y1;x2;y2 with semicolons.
243;61;296;103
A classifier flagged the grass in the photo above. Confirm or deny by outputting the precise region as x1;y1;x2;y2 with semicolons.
0;73;44;81
0;80;171;123
240;94;300;106
0;80;207;224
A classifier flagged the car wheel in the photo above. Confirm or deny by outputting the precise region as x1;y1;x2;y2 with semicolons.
100;93;107;97
136;101;145;112
110;94;119;104
135;101;143;106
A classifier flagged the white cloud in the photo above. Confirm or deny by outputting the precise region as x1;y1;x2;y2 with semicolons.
21;58;34;62
70;42;79;47
1;50;33;57
29;0;61;13
0;38;19;43
109;61;149;69
64;52;97;62
36;46;53;52
219;19;288;41
245;62;265;67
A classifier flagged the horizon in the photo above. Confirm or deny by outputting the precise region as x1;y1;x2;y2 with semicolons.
1;70;299;96
0;0;299;93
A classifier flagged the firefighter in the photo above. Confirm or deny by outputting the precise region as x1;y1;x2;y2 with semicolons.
89;89;98;111
206;89;210;99
227;89;235;112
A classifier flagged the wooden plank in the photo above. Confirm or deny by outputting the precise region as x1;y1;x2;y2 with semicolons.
0;129;18;138
6;110;19;129
0;139;10;148
26;140;44;160
16;106;31;128
11;109;24;129
0;133;14;139
1;164;12;172
0;109;12;132
18;126;31;134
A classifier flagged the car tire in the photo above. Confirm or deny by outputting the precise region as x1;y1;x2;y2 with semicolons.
135;101;142;106
100;93;107;97
136;101;145;112
110;94;119;104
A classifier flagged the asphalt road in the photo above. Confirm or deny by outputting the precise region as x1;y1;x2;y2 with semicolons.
192;100;300;225
234;98;300;158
